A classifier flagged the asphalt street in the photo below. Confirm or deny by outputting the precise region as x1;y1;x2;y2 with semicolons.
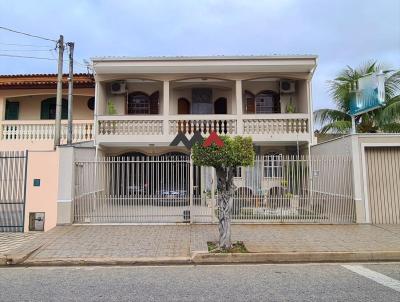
0;263;399;301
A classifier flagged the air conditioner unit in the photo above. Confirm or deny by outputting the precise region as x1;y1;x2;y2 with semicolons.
110;81;127;94
280;80;296;94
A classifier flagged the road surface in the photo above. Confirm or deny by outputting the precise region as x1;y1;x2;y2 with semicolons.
0;263;399;301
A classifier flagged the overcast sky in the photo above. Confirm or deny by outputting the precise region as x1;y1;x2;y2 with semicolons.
0;0;399;110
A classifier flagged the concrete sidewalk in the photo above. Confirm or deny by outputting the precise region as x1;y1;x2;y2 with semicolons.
1;224;400;265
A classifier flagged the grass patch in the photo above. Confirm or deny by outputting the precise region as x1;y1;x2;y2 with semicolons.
207;241;248;253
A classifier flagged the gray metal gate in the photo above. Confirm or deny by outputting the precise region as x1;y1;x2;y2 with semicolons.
0;151;28;232
73;155;212;223
73;154;355;224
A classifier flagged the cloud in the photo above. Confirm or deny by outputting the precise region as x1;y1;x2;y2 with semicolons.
0;0;399;110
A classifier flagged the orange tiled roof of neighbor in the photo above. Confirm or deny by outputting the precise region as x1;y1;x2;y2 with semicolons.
0;73;95;89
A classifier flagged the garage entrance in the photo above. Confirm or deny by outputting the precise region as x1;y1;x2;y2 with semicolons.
73;154;356;224
365;147;400;224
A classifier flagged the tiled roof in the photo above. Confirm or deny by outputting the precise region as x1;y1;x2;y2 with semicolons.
0;73;95;89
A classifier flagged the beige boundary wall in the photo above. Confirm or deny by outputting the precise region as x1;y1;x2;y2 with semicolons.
311;133;400;224
56;145;97;226
23;149;60;232
0;143;95;232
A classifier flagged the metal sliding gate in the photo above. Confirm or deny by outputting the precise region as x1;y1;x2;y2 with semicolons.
0;151;28;232
73;155;213;223
73;155;355;224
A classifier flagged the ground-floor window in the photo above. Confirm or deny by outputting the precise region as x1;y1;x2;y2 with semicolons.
264;153;283;178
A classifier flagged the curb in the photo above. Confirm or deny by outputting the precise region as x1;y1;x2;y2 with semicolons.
3;251;400;267
3;245;44;266
191;251;400;264
20;256;192;267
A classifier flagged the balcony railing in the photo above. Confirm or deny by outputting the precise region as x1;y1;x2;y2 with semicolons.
98;116;164;136
242;114;309;135
96;114;310;141
168;115;237;136
0;120;94;143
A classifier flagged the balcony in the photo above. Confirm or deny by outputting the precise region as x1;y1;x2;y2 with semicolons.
0;120;94;144
96;114;310;145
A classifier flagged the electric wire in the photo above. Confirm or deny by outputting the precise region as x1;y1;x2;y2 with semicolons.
0;42;53;48
0;26;57;42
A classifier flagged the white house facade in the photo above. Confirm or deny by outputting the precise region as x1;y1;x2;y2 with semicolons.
92;55;317;156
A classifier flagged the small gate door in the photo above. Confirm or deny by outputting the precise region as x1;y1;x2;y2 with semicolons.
0;151;27;232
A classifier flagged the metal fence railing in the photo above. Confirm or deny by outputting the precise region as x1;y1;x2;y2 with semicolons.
73;154;355;224
0;151;27;232
230;155;355;223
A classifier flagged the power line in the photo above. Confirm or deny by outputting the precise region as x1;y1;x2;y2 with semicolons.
0;26;57;42
0;49;54;52
0;53;56;61
51;48;92;72
0;42;53;48
0;47;92;73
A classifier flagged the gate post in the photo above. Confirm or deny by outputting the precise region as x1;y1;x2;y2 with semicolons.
189;154;194;223
22;150;29;232
56;146;75;225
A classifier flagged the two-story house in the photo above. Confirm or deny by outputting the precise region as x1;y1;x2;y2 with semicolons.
93;55;316;156
67;55;318;224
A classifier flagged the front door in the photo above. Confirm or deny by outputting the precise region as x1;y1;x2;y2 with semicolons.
178;98;190;114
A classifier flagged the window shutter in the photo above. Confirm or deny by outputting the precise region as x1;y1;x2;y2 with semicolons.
149;91;159;114
245;90;255;114
5;101;19;120
40;100;51;119
61;99;68;119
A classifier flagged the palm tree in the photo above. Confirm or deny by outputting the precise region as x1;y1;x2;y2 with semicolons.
314;61;400;134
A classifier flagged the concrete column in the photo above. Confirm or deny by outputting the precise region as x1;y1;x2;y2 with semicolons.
351;135;366;223
235;80;243;134
306;79;315;145
0;96;6;137
93;82;101;146
0;96;6;121
56;146;75;225
163;81;170;135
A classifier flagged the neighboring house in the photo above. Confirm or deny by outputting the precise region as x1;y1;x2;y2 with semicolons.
0;73;95;232
0;73;95;151
311;133;400;224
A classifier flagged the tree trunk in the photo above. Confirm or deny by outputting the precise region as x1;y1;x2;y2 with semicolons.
216;167;235;250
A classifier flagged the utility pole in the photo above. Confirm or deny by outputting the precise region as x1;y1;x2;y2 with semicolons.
54;35;64;147
67;42;74;145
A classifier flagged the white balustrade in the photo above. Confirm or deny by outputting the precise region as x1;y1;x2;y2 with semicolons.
95;114;309;140
168;116;237;136
243;115;309;135
97;119;163;136
0;120;94;143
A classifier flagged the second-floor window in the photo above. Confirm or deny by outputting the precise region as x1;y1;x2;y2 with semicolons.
41;98;68;119
127;91;159;115
245;90;281;114
5;101;19;120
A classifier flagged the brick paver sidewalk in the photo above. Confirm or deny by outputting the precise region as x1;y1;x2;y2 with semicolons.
0;232;42;255
28;225;191;260
1;224;400;264
191;224;400;253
